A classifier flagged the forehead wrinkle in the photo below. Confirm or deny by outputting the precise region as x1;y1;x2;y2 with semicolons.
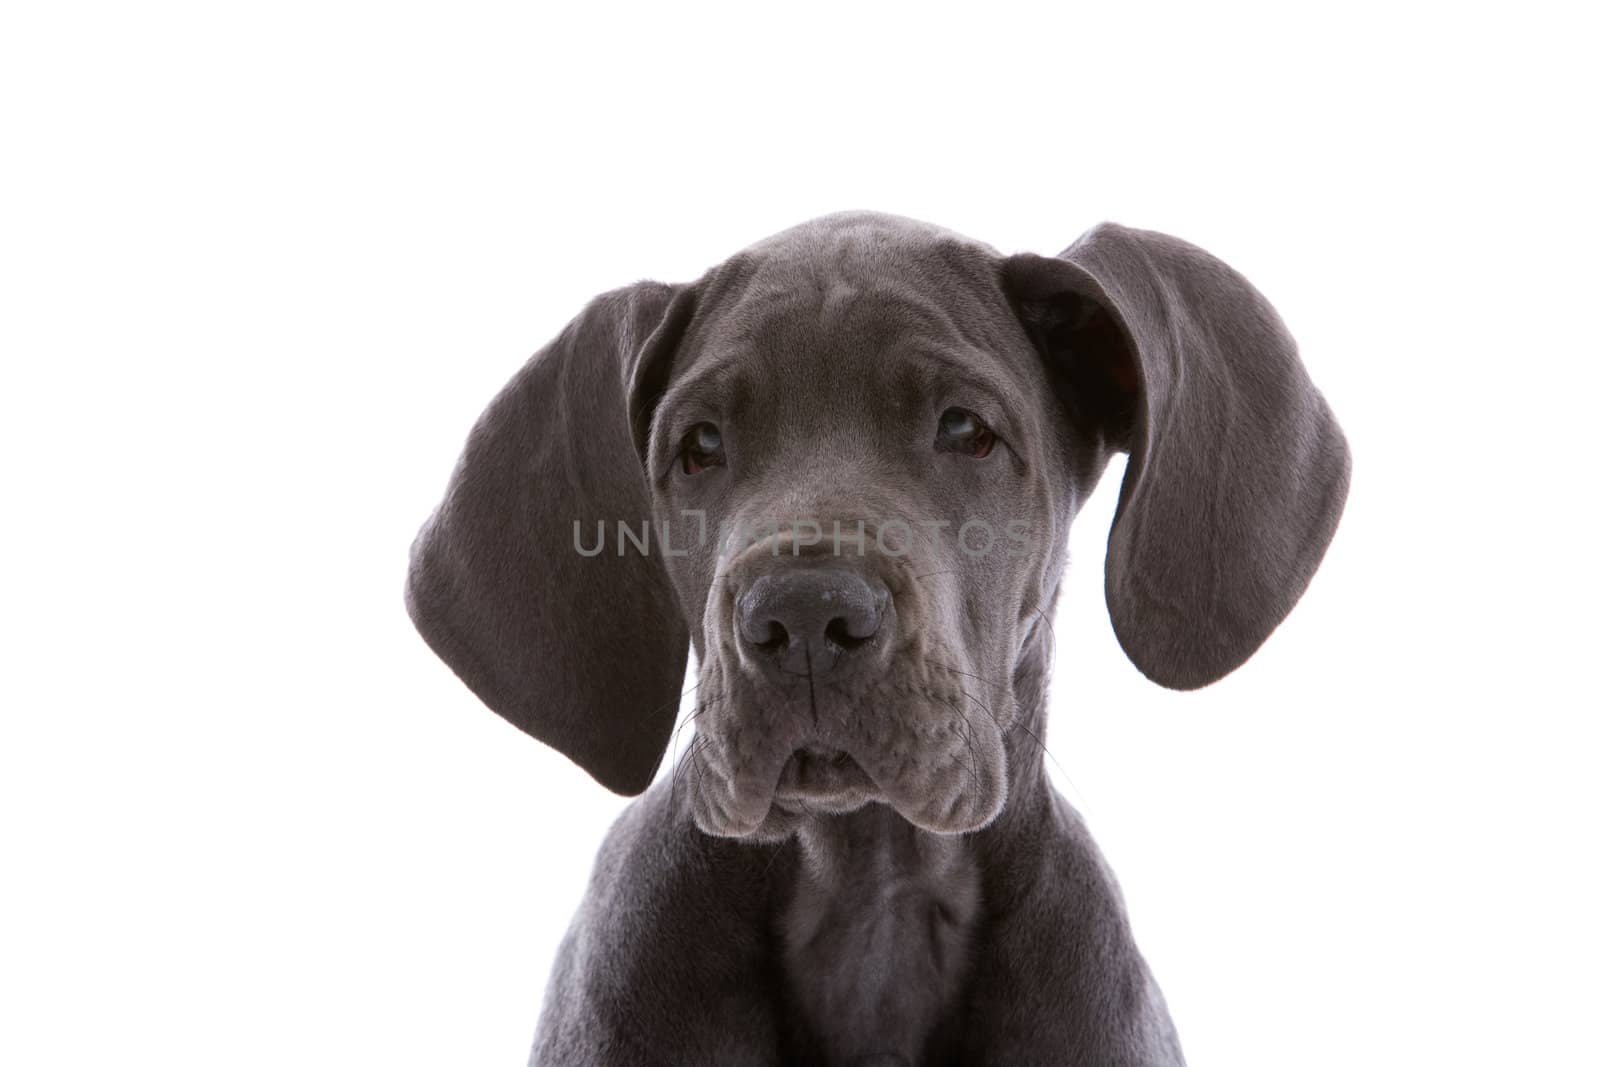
683;285;1031;416
912;348;1015;401
660;354;749;432
669;232;1045;439
711;281;971;359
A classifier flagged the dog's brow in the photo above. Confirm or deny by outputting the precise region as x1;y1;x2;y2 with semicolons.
908;346;1026;432
910;346;1003;388
660;376;730;421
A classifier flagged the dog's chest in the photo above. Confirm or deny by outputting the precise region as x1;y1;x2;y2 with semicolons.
779;812;981;1065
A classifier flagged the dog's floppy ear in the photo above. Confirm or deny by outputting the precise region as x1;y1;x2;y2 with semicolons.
1004;225;1351;689
406;281;696;794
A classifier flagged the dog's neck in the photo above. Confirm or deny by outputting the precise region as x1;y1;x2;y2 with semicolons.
775;629;1055;1063
780;799;983;1063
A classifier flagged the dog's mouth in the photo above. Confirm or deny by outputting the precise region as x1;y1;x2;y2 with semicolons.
687;653;1015;838
772;746;880;812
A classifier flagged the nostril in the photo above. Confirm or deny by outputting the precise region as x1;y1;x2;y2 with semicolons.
755;619;790;652
736;568;890;673
824;616;872;651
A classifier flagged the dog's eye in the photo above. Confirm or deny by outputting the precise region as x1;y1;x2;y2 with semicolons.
681;422;725;475
935;408;995;459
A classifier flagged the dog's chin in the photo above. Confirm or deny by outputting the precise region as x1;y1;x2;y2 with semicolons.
693;745;1008;841
869;746;1009;836
772;747;881;817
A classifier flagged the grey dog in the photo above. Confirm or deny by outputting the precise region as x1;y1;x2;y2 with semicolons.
406;211;1350;1066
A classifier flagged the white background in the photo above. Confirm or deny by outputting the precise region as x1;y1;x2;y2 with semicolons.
3;3;1596;1065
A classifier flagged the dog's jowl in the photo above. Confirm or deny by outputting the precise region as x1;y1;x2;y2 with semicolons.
406;212;1350;1066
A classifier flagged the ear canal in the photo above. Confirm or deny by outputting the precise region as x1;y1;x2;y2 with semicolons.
1011;285;1141;445
405;281;693;795
1007;226;1351;689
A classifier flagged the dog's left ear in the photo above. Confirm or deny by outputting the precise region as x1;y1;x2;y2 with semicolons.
406;281;696;795
1004;225;1351;689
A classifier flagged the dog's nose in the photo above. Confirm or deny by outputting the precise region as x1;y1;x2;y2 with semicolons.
736;565;890;678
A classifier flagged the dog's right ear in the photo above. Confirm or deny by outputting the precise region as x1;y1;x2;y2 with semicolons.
405;281;697;796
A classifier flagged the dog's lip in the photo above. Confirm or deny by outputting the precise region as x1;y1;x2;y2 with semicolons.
773;746;880;802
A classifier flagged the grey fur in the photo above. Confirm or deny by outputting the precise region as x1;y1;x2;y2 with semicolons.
406;211;1350;1065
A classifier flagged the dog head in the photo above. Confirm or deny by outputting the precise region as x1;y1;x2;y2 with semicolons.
406;212;1349;838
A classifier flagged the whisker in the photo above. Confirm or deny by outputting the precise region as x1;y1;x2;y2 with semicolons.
758;833;792;880
688;738;710;796
670;734;710;807
668;694;720;755
926;691;982;800
1031;603;1058;656
926;661;1040;748
927;660;1008;690
957;682;1086;807
965;685;1064;774
927;662;1080;797
630;677;710;739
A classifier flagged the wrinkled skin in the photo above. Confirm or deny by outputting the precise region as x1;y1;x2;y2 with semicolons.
644;216;1100;844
